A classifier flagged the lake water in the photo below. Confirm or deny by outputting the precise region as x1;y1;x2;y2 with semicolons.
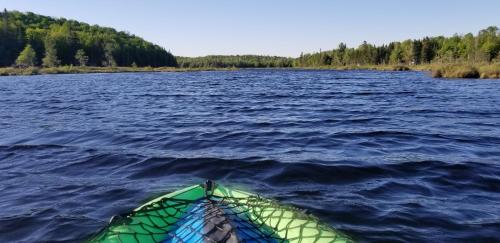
0;70;499;242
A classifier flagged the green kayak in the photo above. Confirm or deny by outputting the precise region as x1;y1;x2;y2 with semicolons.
90;181;353;243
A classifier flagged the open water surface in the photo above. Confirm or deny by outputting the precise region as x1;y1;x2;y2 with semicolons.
0;70;499;242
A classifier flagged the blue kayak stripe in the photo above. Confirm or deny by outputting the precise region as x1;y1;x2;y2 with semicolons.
163;201;205;243
162;199;283;242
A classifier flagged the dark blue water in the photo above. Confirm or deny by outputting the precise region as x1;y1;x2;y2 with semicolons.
0;70;499;242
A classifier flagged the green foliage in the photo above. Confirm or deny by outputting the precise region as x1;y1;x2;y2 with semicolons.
15;44;37;67
103;42;117;67
389;43;404;64
2;10;498;72
421;37;437;63
177;55;293;68
75;49;88;66
297;26;499;67
412;40;422;64
0;10;176;67
42;39;60;67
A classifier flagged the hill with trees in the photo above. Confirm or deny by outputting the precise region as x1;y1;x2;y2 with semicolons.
0;9;176;68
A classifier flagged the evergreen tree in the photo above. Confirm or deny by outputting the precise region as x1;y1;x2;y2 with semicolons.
15;44;36;67
42;39;60;67
421;37;435;63
337;42;347;65
412;40;423;64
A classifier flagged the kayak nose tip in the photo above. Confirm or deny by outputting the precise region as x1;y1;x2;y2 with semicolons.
204;179;216;197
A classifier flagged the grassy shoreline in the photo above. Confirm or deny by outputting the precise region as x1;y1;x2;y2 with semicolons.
295;63;500;79
425;64;500;79
0;66;237;76
0;64;499;79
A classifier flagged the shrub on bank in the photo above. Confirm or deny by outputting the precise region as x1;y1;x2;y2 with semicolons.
431;64;480;78
479;64;500;79
0;67;40;76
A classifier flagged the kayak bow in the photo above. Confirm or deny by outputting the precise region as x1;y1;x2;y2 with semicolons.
90;180;352;243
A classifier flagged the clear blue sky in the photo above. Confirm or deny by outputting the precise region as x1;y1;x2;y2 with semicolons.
1;0;499;57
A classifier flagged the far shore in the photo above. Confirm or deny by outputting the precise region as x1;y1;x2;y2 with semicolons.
0;66;237;76
295;63;500;79
0;63;499;79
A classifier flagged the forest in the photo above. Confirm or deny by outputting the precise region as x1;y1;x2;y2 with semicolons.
0;10;176;67
294;26;499;67
177;27;499;70
177;55;293;68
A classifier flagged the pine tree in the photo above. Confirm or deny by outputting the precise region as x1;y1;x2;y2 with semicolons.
15;44;37;67
421;38;433;63
412;40;423;65
42;39;60;67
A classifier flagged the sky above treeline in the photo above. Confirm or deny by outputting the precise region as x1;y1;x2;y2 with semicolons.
1;0;499;57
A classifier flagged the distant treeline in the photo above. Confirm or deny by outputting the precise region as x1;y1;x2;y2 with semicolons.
2;9;498;71
0;10;176;68
179;27;499;69
295;26;500;67
177;55;294;68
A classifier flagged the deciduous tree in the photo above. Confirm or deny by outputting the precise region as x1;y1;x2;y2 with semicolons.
15;44;36;67
42;38;60;67
75;49;88;66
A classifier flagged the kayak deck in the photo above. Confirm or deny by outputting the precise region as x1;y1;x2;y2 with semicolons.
90;181;352;243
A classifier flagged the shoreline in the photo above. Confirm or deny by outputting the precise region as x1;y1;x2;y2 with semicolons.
0;64;498;79
294;64;500;79
0;66;238;76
